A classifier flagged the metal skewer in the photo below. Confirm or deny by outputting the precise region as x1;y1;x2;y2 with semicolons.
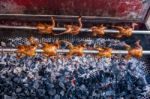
0;48;150;55
0;25;150;35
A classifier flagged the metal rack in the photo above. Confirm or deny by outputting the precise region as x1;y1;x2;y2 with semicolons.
0;14;142;23
0;14;137;20
0;14;150;55
0;48;150;55
0;25;150;35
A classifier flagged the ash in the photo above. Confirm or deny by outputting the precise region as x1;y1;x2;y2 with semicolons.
0;38;150;99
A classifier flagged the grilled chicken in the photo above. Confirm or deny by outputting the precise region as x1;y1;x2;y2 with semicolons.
54;17;82;35
16;36;38;58
91;24;106;37
112;23;138;38
124;40;143;59
37;16;55;34
42;40;60;57
97;47;112;58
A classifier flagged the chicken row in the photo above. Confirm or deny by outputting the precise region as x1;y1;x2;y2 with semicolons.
16;37;143;59
36;16;137;38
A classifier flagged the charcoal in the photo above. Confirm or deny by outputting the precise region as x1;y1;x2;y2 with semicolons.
145;74;150;84
1;41;6;47
54;94;60;99
48;89;56;96
60;90;64;96
4;95;16;99
33;81;39;89
0;38;148;98
58;82;65;90
37;89;45;96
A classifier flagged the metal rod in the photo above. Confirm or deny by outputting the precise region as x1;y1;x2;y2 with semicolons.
0;25;150;35
0;14;141;23
0;48;150;55
0;14;130;20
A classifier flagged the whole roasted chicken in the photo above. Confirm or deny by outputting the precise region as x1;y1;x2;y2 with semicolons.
91;24;106;37
42;40;60;57
112;23;138;38
37;16;55;34
124;40;143;59
16;37;38;58
97;47;112;58
54;16;82;35
62;41;86;58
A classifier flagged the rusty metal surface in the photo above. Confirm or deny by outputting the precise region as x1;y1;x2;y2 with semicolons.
0;0;149;21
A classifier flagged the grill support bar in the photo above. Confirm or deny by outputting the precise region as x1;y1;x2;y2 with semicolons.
0;25;150;35
0;48;150;55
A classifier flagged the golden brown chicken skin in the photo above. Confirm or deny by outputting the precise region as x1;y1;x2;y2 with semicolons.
124;40;143;59
16;44;37;58
67;44;85;57
112;26;133;38
54;17;82;35
97;47;112;58
91;24;106;37
36;16;55;34
61;40;86;58
16;36;38;58
112;23;138;38
42;41;60;57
